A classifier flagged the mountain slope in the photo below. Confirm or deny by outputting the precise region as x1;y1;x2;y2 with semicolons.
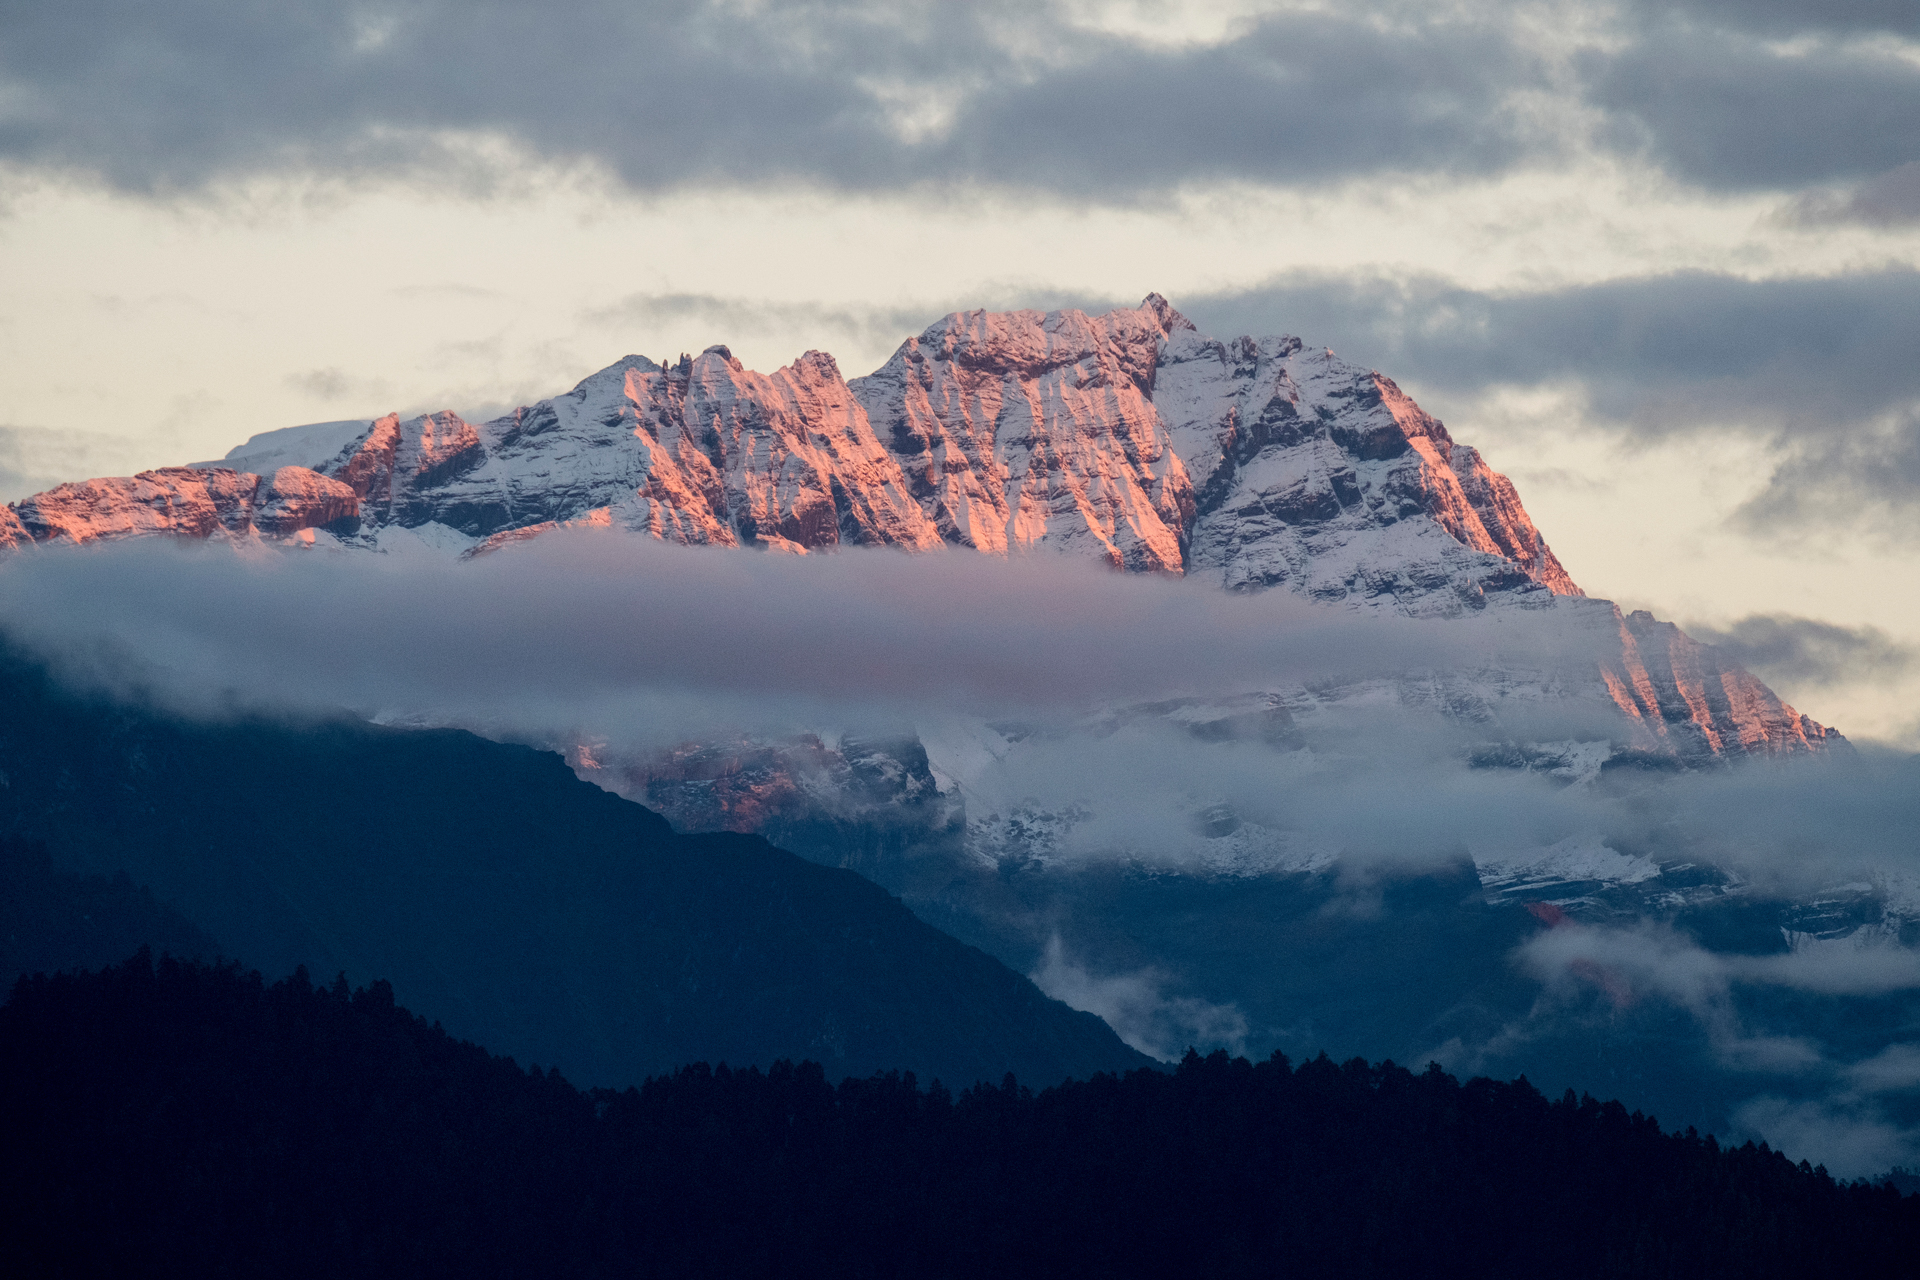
0;649;1149;1088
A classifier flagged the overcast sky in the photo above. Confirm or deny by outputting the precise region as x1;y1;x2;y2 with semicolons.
1;0;1916;741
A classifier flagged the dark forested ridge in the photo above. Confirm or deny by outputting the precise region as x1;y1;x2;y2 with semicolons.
0;647;1147;1088
5;953;1915;1280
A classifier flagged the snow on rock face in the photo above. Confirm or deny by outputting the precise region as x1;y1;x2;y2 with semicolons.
314;350;944;553
849;297;1193;571
0;293;1572;598
190;419;374;475
1152;321;1580;612
9;466;357;546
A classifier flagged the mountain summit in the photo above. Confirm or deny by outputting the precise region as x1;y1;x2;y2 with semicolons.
0;295;1838;761
2;296;1571;610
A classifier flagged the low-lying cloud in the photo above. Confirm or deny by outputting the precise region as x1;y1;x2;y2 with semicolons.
1030;937;1249;1063
0;533;1586;730
0;531;1913;888
5;532;1919;1173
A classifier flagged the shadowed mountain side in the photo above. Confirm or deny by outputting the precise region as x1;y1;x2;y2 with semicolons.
0;650;1149;1088
0;838;220;983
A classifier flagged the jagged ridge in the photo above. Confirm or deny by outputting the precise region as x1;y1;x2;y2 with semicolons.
0;295;1838;757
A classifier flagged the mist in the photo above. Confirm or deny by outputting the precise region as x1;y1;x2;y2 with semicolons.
3;530;1915;888
6;531;1920;1175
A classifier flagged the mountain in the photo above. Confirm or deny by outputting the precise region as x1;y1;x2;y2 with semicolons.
2;294;1892;1147
0;837;220;982
0;649;1149;1088
0;294;1839;763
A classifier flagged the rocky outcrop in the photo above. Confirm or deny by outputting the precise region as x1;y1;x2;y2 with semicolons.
1605;608;1844;757
1152;320;1579;611
8;466;357;546
849;300;1192;571
0;506;29;552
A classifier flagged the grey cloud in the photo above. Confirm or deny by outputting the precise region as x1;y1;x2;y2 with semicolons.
1732;1097;1919;1179
1733;411;1920;537
0;0;1548;200
584;294;950;363
8;531;1920;1173
1784;162;1920;228
1581;25;1920;191
1187;267;1920;435
1687;615;1917;690
284;367;380;402
1030;937;1249;1062
1;533;1914;884
1845;1044;1920;1093
0;533;1563;728
1629;0;1920;39
6;0;1915;201
936;11;1545;195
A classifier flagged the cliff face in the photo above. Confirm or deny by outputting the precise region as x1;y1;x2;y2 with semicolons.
849;300;1193;571
0;295;1838;758
7;465;357;546
0;296;1570;602
1605;608;1844;758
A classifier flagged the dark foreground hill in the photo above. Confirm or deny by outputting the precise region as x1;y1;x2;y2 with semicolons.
0;650;1147;1087
6;953;1916;1280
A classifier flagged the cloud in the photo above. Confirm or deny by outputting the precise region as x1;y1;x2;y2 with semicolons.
1732;410;1920;537
283;367;398;406
1187;268;1920;437
1782;161;1920;228
1628;0;1920;41
6;530;1920;1174
0;0;1550;203
1732;1096;1919;1179
1030;936;1248;1062
1582;24;1920;192
1844;1043;1920;1093
582;294;952;362
1687;615;1917;690
1;532;1915;883
0;532;1586;731
5;0;1916;206
1516;921;1836;1071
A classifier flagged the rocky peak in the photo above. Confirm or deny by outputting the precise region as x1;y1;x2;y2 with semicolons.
6;466;356;547
0;294;1837;757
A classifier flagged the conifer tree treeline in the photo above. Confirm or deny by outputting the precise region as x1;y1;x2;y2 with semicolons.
4;952;1916;1278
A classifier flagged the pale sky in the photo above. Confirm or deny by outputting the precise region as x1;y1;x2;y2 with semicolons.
2;0;1917;742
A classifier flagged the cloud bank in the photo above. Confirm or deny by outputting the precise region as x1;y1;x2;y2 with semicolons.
3;1;1914;205
4;532;1919;1172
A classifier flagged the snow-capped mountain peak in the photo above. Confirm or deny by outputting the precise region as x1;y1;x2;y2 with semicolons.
0;295;1841;760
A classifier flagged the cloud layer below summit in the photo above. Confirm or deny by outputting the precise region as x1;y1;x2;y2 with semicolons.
6;531;1920;1172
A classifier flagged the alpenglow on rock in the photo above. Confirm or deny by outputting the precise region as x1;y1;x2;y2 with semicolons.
0;295;1841;759
1;296;1573;611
